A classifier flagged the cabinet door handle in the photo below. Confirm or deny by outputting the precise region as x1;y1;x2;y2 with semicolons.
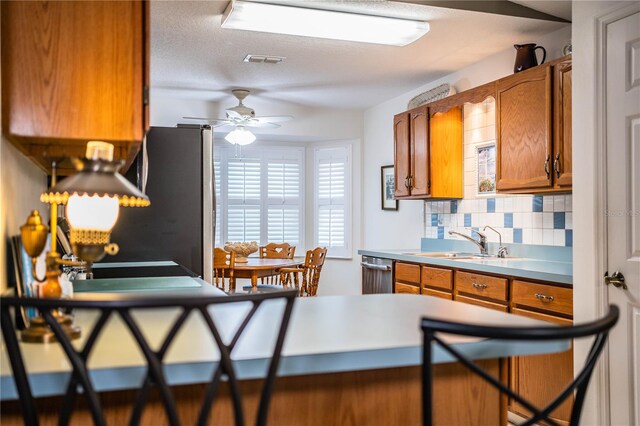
544;155;550;179
404;177;410;189
554;154;561;179
472;282;488;290
534;293;554;302
409;175;414;189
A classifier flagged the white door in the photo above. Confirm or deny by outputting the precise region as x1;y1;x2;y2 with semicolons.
606;10;640;426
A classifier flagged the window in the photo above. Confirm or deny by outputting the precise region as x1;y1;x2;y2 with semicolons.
214;145;304;248
314;146;352;258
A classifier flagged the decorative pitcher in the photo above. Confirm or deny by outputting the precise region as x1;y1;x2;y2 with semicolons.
513;44;546;73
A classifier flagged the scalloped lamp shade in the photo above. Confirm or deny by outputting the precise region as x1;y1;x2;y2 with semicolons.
41;160;150;207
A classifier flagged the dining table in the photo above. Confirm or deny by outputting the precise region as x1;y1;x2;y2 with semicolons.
233;257;304;288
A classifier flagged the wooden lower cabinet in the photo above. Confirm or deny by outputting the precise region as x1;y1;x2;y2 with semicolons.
396;282;420;294
422;287;452;300
395;262;421;294
455;294;508;312
509;280;574;425
421;266;453;299
1;364;505;426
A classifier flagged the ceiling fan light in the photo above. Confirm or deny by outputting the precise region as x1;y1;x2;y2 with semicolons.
221;0;430;47
225;127;256;145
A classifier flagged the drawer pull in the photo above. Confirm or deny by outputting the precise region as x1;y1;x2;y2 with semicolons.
472;283;488;290
535;293;554;303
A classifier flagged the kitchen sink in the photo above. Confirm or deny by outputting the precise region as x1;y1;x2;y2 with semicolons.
403;251;483;259
403;252;519;260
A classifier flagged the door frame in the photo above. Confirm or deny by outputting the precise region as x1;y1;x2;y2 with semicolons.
589;3;640;425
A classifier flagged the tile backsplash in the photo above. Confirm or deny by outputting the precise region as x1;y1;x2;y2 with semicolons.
423;97;572;247
424;195;573;247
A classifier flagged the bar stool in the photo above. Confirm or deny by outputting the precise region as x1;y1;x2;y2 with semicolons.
1;289;297;426
420;305;619;426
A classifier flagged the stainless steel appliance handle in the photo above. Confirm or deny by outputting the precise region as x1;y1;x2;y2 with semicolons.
360;262;391;271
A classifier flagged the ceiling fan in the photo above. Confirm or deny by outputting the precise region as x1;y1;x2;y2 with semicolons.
184;88;292;128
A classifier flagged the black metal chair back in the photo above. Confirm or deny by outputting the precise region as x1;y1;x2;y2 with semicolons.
1;289;297;426
421;305;619;426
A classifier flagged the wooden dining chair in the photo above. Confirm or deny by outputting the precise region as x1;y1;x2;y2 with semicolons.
213;247;235;292
279;247;327;296
259;243;295;259
259;243;296;285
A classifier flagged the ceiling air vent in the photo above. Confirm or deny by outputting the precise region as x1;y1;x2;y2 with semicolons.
243;54;285;64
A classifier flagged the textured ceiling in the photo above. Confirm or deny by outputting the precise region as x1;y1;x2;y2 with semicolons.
510;1;572;21
151;1;568;110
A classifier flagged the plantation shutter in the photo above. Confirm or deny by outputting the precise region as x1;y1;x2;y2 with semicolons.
214;156;222;247
315;146;351;258
267;151;302;246
226;157;261;242
214;145;304;249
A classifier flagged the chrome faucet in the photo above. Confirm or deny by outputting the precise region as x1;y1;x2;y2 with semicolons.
448;229;488;256
483;225;508;258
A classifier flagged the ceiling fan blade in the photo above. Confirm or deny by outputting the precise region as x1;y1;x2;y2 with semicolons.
253;115;294;123
243;121;281;129
183;116;232;124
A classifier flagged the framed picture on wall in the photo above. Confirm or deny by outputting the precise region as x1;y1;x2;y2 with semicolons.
476;143;496;195
381;165;398;211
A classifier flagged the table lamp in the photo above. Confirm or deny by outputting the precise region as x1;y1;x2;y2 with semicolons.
19;141;150;342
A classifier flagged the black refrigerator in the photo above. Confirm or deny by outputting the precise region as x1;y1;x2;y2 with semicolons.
105;125;214;282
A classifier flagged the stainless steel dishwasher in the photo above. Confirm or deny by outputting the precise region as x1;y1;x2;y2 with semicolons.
361;256;393;294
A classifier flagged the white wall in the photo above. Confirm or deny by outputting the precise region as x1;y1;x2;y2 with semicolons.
150;91;364;295
1;36;49;291
0;137;47;293
362;25;571;250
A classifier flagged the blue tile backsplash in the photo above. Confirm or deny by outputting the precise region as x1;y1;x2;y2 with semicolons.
487;198;495;213
425;194;573;247
504;212;513;228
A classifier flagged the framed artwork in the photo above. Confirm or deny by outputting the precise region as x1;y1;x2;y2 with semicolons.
381;165;398;211
476;143;496;195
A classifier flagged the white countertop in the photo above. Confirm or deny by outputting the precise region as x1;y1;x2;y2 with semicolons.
1;293;569;400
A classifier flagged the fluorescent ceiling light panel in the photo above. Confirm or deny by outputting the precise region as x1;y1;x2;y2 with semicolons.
222;1;430;46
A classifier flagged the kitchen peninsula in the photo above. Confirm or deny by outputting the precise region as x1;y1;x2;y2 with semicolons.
1;291;569;425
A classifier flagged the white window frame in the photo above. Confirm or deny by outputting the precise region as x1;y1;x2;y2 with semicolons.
214;144;305;249
313;144;352;259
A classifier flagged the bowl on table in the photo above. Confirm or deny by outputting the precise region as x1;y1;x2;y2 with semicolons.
224;241;258;263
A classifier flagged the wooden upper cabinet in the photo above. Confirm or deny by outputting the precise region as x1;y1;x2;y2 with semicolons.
409;106;430;196
429;107;463;198
496;65;553;192
393;112;411;197
1;1;148;175
393;106;431;198
553;58;572;188
496;56;572;194
392;102;464;200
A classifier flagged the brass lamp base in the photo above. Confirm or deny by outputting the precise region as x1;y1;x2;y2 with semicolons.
20;313;81;343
